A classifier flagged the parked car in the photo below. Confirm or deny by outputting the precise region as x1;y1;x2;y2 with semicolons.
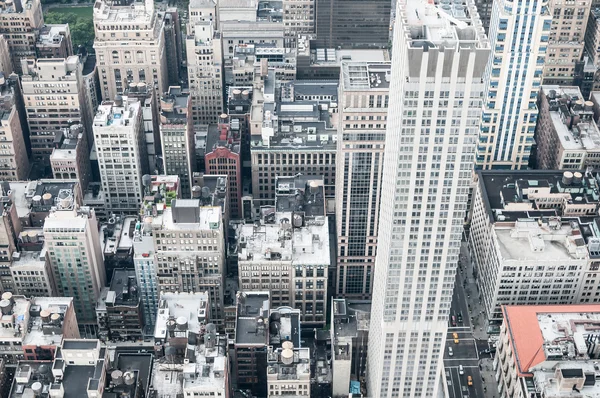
448;347;453;356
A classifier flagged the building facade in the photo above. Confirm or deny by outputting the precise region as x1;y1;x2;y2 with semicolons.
160;87;194;198
50;124;92;191
148;199;226;326
21;56;94;168
335;60;389;298
96;269;143;342
0;0;43;73
478;0;551;169
93;0;168;100
237;211;330;325
367;1;489;397
44;206;106;322
186;15;223;125
314;0;391;49
0;78;29;180
93;96;147;214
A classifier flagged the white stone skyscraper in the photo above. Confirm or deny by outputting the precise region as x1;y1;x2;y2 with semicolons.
367;1;489;397
477;0;551;169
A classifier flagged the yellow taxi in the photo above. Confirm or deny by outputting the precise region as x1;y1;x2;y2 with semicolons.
453;332;459;344
467;375;473;386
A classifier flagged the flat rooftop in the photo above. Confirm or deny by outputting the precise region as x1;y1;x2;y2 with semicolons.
502;305;600;376
341;61;392;91
237;212;330;265
22;297;74;347
107;269;139;306
235;292;270;345
275;175;325;216
5;180;78;219
93;98;141;128
154;292;209;339
477;170;600;222
541;85;600;152
311;48;389;66
404;0;486;47
494;219;588;261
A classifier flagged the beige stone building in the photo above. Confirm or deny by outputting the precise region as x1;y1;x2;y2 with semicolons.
186;17;223;125
93;0;168;100
543;0;592;85
93;96;146;214
0;0;43;73
282;0;314;48
50;124;92;191
21;56;94;166
0;78;30;180
146;199;225;326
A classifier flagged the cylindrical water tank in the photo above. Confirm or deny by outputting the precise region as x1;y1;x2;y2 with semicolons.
281;348;294;365
123;371;135;385
206;323;217;334
562;171;574;185
42;193;53;205
0;299;11;315
50;313;61;325
573;171;583;184
176;316;188;331
31;382;43;396
232;89;241;99
1;292;13;303
282;341;294;350
111;370;123;386
191;186;202;198
32;195;42;206
242;90;250;100
40;309;51;323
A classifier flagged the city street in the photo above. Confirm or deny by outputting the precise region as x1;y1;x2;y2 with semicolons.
444;242;497;398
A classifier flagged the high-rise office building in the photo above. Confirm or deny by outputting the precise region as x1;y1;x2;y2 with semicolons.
186;17;223;125
160;87;194;198
315;0;390;49
335;60;390;299
542;0;591;86
477;0;551;170
93;0;168;100
282;0;315;48
0;0;43;73
205;117;242;218
21;56;95;168
367;1;489;397
44;206;106;322
93;96;147;214
146;199;226;326
473;0;493;33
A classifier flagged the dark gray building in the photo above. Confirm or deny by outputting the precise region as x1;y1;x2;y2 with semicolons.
315;0;391;49
474;0;493;33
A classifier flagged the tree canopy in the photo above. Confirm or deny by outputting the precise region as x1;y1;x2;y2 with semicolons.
44;12;94;52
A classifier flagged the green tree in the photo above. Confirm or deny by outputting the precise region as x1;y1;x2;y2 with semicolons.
44;12;94;52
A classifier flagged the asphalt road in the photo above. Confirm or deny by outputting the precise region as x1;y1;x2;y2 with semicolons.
444;254;488;398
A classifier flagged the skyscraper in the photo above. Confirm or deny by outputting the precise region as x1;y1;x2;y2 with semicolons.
477;0;551;169
159;86;194;198
44;205;106;322
335;60;390;299
315;0;391;49
93;0;168;100
93;96;147;214
367;1;489;397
